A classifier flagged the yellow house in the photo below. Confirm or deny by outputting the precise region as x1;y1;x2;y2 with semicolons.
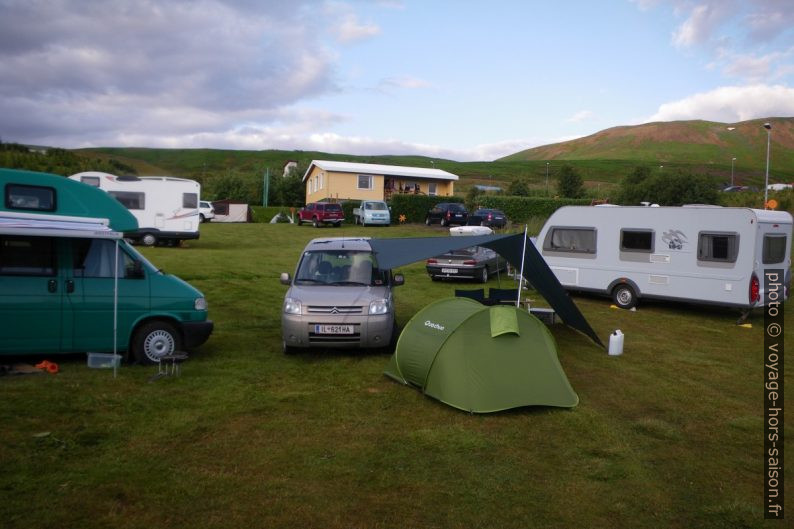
302;160;458;204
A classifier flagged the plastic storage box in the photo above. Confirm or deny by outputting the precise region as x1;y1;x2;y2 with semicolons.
86;353;122;369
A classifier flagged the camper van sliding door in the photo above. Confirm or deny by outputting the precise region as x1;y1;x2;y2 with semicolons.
64;239;149;352
0;235;64;353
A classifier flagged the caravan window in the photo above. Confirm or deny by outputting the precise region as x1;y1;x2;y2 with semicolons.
763;235;787;264
0;236;56;276
80;176;100;187
697;232;739;263
109;191;145;210
5;184;56;212
543;227;597;254
72;239;137;278
620;229;654;252
183;193;198;209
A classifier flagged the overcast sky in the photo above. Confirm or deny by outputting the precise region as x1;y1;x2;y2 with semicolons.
1;0;793;161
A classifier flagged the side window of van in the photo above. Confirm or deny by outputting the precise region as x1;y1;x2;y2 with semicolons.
80;176;100;187
71;239;138;279
183;193;198;208
109;191;145;210
5;184;56;212
620;229;654;252
544;227;597;254
0;236;56;276
698;232;739;263
763;235;787;264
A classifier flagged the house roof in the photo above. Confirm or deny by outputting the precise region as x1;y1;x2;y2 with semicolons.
302;160;459;183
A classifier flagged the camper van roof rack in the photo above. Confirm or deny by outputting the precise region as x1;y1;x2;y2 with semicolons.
117;175;141;181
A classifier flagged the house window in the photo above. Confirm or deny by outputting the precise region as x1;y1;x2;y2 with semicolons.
5;184;56;212
0;236;56;276
697;232;739;263
763;234;787;264
183;193;198;208
428;183;437;196
358;174;373;190
543;227;597;254
318;173;323;190
109;191;145;210
620;229;654;252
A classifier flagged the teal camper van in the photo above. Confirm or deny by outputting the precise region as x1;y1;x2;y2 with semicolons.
0;168;213;363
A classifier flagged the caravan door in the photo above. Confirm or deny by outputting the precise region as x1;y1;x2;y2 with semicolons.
0;235;65;353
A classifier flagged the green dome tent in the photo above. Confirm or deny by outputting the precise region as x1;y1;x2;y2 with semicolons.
384;297;578;413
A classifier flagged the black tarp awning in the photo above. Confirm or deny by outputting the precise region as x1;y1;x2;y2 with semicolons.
368;234;603;347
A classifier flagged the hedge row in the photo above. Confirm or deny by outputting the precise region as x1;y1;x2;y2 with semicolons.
477;196;592;223
387;194;464;223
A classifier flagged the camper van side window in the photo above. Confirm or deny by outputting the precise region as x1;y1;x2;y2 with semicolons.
620;229;654;252
109;191;145;210
697;232;739;263
183;193;198;208
0;236;56;276
763;235;787;264
5;184;56;212
544;227;597;254
71;239;137;278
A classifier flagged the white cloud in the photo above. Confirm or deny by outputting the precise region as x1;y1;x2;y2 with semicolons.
671;3;730;49
324;1;381;43
566;110;595;123
376;76;433;92
645;84;794;122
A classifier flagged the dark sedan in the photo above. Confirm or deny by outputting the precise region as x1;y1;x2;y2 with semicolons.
470;208;507;228
426;246;506;283
425;203;468;226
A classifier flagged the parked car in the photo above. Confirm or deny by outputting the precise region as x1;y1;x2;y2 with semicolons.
199;200;215;222
722;186;749;192
297;202;344;227
469;208;507;228
426;246;506;283
280;237;404;353
353;200;391;226
425;202;468;226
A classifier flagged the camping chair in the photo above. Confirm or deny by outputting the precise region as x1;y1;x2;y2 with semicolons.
488;288;518;305
454;288;485;303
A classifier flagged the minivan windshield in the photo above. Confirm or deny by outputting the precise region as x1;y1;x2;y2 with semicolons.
295;250;385;286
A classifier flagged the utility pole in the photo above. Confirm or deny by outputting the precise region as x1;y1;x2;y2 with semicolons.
263;168;270;207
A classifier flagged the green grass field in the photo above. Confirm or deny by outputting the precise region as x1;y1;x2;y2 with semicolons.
0;222;790;528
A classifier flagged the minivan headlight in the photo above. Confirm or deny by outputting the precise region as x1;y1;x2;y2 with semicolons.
195;297;207;310
369;299;389;315
284;297;302;315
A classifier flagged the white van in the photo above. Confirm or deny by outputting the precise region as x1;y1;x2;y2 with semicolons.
537;205;792;310
69;172;201;246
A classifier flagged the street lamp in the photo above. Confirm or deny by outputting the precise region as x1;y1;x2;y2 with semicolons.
730;157;736;187
764;123;771;208
545;162;549;195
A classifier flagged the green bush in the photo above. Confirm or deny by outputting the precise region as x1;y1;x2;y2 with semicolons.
388;194;464;223
478;196;591;224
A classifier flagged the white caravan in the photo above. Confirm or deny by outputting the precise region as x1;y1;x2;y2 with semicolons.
537;205;792;311
70;172;200;246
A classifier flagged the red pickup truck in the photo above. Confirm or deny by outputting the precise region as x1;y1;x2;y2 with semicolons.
297;202;344;227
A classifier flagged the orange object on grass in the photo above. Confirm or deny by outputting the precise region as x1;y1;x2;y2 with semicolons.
35;360;59;374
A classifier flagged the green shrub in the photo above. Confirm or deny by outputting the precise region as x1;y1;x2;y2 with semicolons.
478;196;591;224
388;194;464;223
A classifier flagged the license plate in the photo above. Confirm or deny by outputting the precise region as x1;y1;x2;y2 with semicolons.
441;268;458;274
314;324;354;334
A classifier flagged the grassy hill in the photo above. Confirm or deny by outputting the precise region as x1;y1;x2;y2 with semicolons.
500;117;794;186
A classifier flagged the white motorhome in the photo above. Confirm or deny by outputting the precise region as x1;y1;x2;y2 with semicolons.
70;172;201;246
537;205;792;311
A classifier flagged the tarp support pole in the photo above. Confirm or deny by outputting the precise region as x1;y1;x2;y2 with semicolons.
516;225;528;309
113;240;119;379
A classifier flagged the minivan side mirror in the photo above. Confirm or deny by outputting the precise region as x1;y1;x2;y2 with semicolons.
393;273;404;286
280;272;291;285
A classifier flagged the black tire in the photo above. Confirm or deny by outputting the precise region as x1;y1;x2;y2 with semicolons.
612;284;638;309
141;233;157;247
283;340;298;355
478;266;489;284
313;217;320;228
199;214;205;223
430;274;441;281
131;320;182;365
334;222;341;228
297;217;303;226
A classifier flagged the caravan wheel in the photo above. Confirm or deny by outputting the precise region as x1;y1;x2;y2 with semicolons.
612;284;637;309
141;233;157;247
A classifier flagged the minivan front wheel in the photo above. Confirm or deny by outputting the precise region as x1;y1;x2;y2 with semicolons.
132;321;182;364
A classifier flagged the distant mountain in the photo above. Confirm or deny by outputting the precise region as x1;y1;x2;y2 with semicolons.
500;118;794;172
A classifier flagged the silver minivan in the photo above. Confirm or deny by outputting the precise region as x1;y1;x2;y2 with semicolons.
280;237;404;353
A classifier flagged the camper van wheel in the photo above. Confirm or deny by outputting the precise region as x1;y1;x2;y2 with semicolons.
612;284;637;309
142;233;157;247
478;266;489;283
132;321;182;364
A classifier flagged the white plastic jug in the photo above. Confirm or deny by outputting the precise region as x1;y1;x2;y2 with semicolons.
608;330;624;356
